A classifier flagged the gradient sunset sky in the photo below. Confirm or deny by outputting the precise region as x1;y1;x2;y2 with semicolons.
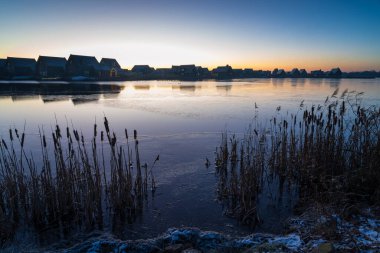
1;0;379;71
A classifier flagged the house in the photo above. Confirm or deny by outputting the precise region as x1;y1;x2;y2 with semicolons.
131;65;154;74
242;68;254;78
232;69;244;78
154;68;174;79
0;59;6;79
273;69;286;78
197;67;211;78
327;67;342;78
37;56;67;79
66;54;100;80
262;71;272;77
290;68;301;78
212;65;233;79
6;57;37;79
99;58;122;79
299;69;308;77
172;65;200;79
311;69;325;78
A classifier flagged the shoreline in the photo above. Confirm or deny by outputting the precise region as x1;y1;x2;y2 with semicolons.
0;76;378;84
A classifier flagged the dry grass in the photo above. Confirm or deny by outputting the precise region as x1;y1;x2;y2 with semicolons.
0;117;157;244
215;89;380;227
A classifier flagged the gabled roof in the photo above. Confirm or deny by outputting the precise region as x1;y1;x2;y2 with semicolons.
213;65;232;73
330;68;341;74
100;58;121;68
7;57;36;67
68;54;99;64
291;68;300;74
132;65;153;71
38;56;66;67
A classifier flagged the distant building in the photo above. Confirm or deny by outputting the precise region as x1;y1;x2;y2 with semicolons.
327;67;342;78
99;58;122;79
242;68;254;78
232;69;243;78
252;70;270;78
272;69;286;78
37;56;67;79
154;68;174;79
66;54;100;79
299;69;308;77
212;65;233;79
172;65;200;79
131;65;154;74
344;71;377;78
311;69;325;78
290;68;301;78
0;59;6;79
6;57;37;79
197;67;211;79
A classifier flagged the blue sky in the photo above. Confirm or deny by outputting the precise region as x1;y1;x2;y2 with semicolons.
0;0;379;71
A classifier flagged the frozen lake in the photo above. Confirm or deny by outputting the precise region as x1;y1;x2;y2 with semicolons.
1;78;380;242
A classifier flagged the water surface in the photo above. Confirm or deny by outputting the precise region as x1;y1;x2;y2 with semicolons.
1;78;379;242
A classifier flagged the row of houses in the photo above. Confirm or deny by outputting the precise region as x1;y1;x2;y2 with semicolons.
1;54;377;80
0;55;125;80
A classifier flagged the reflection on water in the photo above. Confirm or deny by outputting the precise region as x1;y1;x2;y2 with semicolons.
0;79;380;245
134;84;150;90
0;81;123;105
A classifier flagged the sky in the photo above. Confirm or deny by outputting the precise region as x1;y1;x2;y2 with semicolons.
0;0;379;71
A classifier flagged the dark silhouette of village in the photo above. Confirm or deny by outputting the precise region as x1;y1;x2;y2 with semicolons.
0;54;379;81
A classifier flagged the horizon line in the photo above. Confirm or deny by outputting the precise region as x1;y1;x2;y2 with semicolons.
1;54;380;73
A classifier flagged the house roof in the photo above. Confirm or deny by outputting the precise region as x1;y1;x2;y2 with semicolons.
38;56;66;67
331;68;341;74
132;65;153;72
100;58;121;68
68;54;99;64
7;57;36;67
291;68;300;74
213;65;232;73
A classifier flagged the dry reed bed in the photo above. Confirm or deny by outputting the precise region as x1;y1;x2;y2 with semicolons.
0;117;158;244
215;89;380;227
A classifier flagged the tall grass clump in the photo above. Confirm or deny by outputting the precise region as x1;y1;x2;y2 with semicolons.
0;117;157;245
215;89;380;226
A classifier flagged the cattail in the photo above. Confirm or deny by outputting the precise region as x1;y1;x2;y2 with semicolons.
21;133;25;147
9;129;13;141
43;135;46;148
56;125;61;139
104;117;109;133
125;129;128;140
101;131;104;142
134;130;137;140
94;124;97;137
15;129;19;138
